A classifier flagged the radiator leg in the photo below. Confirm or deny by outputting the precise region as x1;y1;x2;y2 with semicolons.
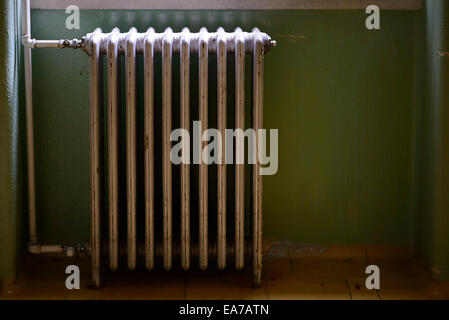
198;28;209;270
125;28;138;270
107;29;120;271
144;28;156;270
234;28;245;270
180;28;191;270
252;29;264;288
217;28;227;270
89;29;103;288
162;28;173;270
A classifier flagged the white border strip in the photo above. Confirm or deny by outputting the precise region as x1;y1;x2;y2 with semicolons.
31;0;422;10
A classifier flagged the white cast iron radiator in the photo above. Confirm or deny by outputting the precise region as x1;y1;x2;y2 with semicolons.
85;27;275;288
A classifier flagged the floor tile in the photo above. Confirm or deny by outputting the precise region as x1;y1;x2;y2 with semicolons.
377;277;426;300
185;269;268;300
263;258;292;280
15;256;70;287
376;275;449;300
291;257;367;278
425;280;449;299
100;269;185;300
0;282;67;300
365;258;426;277
66;287;101;300
346;277;379;300
266;277;350;300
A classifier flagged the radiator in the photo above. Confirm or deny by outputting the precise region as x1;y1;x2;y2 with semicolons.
86;27;274;288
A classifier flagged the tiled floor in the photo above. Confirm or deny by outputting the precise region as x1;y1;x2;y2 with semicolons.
1;245;449;300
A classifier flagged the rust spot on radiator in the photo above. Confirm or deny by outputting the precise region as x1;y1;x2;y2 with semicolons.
144;135;149;150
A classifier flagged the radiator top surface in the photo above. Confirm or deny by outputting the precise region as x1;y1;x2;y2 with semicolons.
83;27;275;55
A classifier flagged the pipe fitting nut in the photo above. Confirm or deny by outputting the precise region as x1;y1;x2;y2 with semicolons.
65;246;76;258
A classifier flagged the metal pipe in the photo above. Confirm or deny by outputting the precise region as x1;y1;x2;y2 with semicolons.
21;0;30;39
144;28;156;271
88;28;103;289
125;28;138;271
28;244;64;254
180;27;191;271
28;240;252;259
162;27;173;271
24;43;37;245
21;0;37;245
20;0;89;255
234;27;245;270
252;28;264;288
107;28;120;271
28;244;88;257
217;27;227;270
21;33;83;49
23;39;65;48
198;27;209;271
20;0;82;50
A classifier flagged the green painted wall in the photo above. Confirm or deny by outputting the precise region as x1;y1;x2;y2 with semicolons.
415;0;449;279
29;9;422;246
0;0;23;281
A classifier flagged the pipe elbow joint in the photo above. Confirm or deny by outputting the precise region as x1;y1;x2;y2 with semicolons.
21;35;35;48
28;244;40;254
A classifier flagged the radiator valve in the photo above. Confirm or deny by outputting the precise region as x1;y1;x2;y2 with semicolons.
61;38;84;50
